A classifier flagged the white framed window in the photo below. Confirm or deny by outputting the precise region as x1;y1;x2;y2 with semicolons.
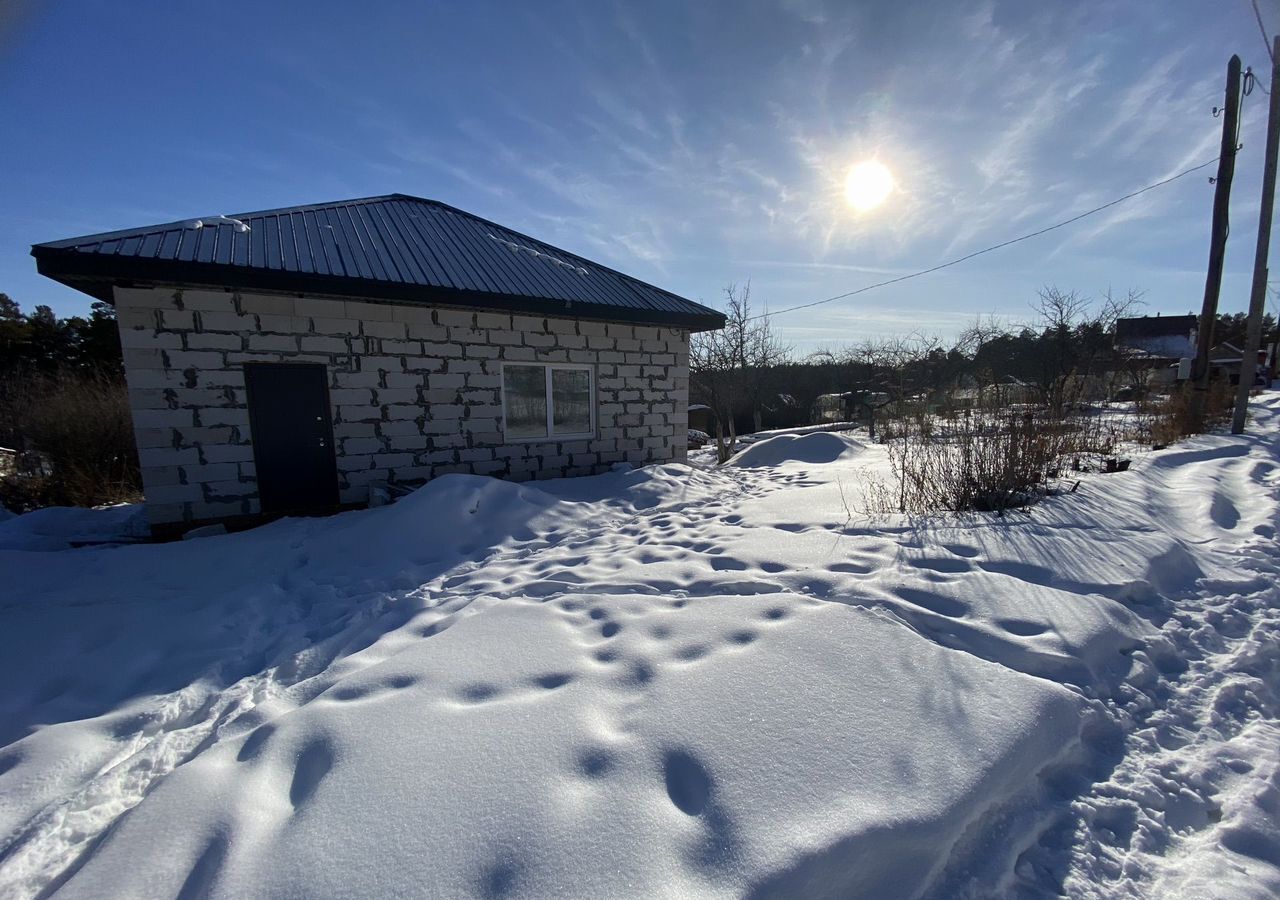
501;362;595;441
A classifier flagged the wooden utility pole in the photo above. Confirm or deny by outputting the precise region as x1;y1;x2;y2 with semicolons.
1190;54;1243;430
1233;37;1280;434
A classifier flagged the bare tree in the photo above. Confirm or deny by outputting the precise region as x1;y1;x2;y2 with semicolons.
689;282;791;463
1028;286;1144;414
956;314;1008;406
844;333;946;405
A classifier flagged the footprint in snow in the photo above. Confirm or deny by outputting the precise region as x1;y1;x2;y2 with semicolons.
478;856;525;900
673;643;711;662
895;587;968;619
530;672;574;690
663;749;743;874
0;750;22;778
175;832;229;900
827;561;872;575
607;657;654;690
415;616;455;638
457;683;503;704
289;737;335;810
1210;490;1240;530
906;556;973;574
577;747;617;779
237;723;276;762
997;618;1048;637
327;673;420;702
456;674;575;705
664;749;712;816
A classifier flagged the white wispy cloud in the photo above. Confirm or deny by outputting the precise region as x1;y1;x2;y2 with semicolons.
354;0;1265;350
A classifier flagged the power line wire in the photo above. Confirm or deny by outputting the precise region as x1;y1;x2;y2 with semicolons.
755;157;1223;320
1251;0;1274;64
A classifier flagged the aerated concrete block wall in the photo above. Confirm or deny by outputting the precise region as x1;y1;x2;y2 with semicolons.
113;287;690;529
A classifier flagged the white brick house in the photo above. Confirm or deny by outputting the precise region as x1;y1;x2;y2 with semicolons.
33;195;724;535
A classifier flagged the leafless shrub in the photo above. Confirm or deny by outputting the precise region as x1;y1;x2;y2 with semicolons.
883;409;1081;514
1141;381;1235;448
0;371;141;510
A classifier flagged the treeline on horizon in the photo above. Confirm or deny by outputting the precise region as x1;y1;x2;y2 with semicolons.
690;284;1278;438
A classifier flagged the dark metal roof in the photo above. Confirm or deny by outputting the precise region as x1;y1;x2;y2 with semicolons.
1115;314;1198;342
32;194;724;331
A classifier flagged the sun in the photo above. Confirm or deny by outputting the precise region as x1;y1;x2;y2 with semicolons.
844;160;894;212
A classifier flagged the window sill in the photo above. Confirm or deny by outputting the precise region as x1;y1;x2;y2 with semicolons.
502;431;596;444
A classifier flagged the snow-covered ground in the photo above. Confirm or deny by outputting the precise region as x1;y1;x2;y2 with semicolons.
0;504;145;552
1;397;1278;899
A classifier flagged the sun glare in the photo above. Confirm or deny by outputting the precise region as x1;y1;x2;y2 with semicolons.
844;160;894;212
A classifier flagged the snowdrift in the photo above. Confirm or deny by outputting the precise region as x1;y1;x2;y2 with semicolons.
0;504;145;552
727;431;866;468
2;398;1279;898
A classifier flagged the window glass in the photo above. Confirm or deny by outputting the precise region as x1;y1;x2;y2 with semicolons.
503;365;548;438
552;368;592;434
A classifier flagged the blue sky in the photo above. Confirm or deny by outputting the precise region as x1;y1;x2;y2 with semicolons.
0;0;1275;352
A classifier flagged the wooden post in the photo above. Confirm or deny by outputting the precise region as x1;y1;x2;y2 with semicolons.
1233;38;1280;433
1190;54;1243;430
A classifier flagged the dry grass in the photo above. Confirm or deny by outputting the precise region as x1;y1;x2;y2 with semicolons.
1143;381;1236;448
0;371;141;511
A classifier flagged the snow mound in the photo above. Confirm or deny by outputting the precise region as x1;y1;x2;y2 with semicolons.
0;503;146;551
537;462;725;512
313;474;562;557
727;431;865;468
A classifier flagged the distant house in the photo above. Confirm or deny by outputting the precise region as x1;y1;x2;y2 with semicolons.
1114;315;1197;358
813;392;856;424
1208;340;1273;386
33;195;724;535
812;391;890;423
1114;314;1198;387
950;376;1036;410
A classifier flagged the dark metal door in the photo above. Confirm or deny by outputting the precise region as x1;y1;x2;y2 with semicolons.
243;363;339;515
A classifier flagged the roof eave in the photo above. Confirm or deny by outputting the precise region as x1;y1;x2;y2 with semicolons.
33;247;726;332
